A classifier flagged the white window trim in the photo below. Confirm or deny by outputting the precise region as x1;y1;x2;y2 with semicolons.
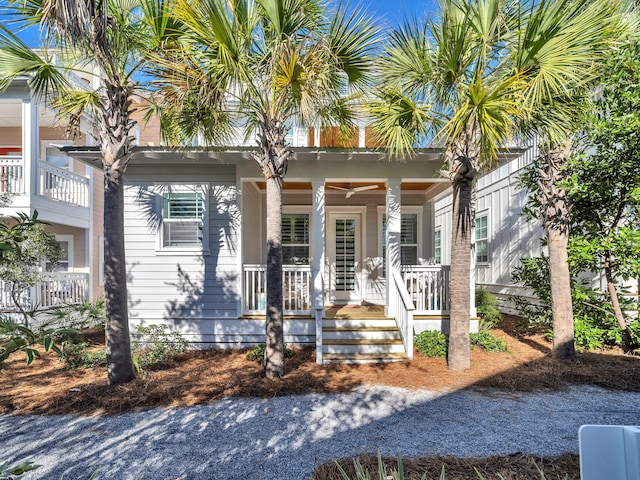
40;141;74;169
282;206;312;265
155;183;210;255
377;205;423;263
434;227;442;264
475;210;490;265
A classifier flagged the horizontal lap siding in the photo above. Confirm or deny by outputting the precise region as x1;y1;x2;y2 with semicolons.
124;166;243;345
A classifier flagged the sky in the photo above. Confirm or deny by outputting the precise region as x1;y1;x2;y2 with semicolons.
13;0;439;47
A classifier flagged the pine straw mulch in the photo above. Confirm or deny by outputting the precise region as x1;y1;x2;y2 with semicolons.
312;452;581;480
1;316;640;417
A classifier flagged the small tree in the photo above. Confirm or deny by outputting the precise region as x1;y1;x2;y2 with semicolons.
0;213;62;326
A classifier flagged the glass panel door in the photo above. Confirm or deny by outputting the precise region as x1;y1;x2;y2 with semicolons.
327;213;361;302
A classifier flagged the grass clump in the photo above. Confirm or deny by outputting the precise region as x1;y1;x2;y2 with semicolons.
470;330;508;352
414;331;448;357
246;343;293;362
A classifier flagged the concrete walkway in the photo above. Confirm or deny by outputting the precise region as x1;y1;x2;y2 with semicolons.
2;385;639;479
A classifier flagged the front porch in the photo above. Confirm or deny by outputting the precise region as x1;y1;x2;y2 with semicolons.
239;175;473;363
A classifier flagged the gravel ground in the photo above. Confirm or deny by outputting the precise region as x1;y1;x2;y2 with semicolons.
2;385;640;480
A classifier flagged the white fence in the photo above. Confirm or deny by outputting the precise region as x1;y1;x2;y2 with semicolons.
0;272;89;311
39;162;90;207
401;265;451;314
243;264;312;315
0;156;24;193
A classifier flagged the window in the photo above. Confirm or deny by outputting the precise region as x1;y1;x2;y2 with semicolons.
282;214;309;264
161;187;206;249
379;208;422;274
475;214;489;263
434;229;442;264
46;235;73;272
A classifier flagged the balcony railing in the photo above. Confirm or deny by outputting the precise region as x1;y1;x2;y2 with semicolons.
401;265;450;314
0;272;89;312
0;155;24;193
39;162;89;207
243;264;312;315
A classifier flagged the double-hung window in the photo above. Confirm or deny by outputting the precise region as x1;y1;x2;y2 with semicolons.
161;186;206;249
475;214;489;263
282;213;309;265
434;229;442;264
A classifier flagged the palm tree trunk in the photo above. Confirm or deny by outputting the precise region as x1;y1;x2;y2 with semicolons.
264;175;284;378
540;144;575;360
104;166;135;385
448;177;472;371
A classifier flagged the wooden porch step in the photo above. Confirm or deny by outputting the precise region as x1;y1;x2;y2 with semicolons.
323;352;407;363
323;338;403;346
322;326;399;332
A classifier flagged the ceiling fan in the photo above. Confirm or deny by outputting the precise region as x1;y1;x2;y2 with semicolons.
327;184;379;198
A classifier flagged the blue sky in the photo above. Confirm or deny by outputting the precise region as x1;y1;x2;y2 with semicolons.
13;0;439;46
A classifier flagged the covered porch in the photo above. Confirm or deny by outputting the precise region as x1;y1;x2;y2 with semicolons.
239;173;475;363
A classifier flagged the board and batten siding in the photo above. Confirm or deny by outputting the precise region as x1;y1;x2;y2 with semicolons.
435;147;543;312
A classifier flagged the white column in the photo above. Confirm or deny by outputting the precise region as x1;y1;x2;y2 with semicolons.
311;179;325;364
385;179;401;316
22;97;39;196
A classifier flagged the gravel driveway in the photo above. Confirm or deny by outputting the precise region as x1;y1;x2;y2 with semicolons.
2;385;639;479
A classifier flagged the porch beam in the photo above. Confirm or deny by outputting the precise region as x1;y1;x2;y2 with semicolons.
385;178;401;316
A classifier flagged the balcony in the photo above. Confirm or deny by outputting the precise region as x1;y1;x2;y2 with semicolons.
0;155;89;208
0;272;89;312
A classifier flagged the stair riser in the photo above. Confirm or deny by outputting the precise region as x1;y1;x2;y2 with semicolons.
322;344;406;354
322;319;397;328
322;331;401;341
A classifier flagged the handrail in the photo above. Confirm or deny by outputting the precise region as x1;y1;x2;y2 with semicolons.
0;155;24;194
392;270;415;360
243;264;312;315
401;264;451;314
0;272;89;312
38;161;90;207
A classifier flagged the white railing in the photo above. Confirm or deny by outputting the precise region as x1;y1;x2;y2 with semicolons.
39;162;90;207
0;156;24;193
0;272;89;311
243;264;312;315
401;265;451;314
392;270;415;359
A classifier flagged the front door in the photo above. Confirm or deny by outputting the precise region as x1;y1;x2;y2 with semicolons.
327;213;362;303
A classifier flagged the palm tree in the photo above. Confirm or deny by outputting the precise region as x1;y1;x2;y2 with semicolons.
513;0;635;359
0;0;177;384
152;0;379;377
371;0;523;370
371;0;632;367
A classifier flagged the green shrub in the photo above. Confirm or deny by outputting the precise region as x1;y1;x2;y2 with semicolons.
246;343;293;362
414;331;448;357
132;325;189;370
470;330;508;352
475;290;502;328
60;343;107;369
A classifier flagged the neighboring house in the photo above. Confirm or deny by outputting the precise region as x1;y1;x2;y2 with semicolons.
70;121;526;363
0;75;105;312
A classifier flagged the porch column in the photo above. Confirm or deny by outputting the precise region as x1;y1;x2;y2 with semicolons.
22;96;39;196
470;219;477;321
311;179;325;364
385;179;401;316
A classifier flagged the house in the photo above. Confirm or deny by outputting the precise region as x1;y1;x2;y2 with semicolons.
69;121;527;363
0;74;105;311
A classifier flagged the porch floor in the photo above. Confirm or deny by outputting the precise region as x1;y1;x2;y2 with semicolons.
323;304;388;320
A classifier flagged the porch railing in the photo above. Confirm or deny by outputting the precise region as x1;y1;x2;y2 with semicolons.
401;264;450;314
0;272;89;312
39;162;90;207
0;155;24;193
391;270;415;359
243;264;312;315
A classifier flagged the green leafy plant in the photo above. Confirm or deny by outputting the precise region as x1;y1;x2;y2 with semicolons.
0;460;40;479
131;325;189;373
475;290;502;329
246;343;293;362
0;320;76;366
470;330;508;352
60;343;107;369
335;451;412;480
414;331;448;358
